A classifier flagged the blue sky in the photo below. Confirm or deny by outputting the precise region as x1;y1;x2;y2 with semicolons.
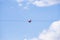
0;0;60;40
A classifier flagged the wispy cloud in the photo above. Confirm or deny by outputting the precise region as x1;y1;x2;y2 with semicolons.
16;0;60;7
32;0;60;7
16;0;23;3
24;20;60;40
24;38;27;40
16;0;23;7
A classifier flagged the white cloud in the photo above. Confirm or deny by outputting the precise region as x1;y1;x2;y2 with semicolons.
28;0;35;3
39;20;60;40
31;38;38;40
16;0;23;7
32;1;49;7
32;0;60;7
16;0;23;3
16;0;60;7
25;20;60;40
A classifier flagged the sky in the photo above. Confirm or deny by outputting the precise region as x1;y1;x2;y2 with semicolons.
0;0;60;40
